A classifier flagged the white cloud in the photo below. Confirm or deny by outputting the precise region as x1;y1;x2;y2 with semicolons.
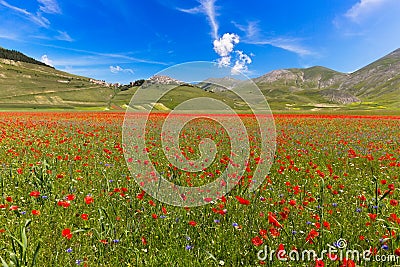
55;31;73;42
249;38;313;56
41;55;53;66
178;1;253;72
0;0;50;28
178;0;219;39
109;65;134;74
213;33;252;73
232;21;313;56
231;21;259;40
232;50;252;74
213;33;239;57
345;0;391;22
0;31;18;40
37;0;61;14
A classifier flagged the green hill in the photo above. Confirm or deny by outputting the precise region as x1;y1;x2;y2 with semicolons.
0;46;399;112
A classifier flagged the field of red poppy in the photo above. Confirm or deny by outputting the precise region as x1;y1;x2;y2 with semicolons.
0;111;400;266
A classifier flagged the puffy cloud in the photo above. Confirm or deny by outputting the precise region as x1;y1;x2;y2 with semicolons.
41;55;53;66
213;33;252;73
232;50;252;74
213;33;239;57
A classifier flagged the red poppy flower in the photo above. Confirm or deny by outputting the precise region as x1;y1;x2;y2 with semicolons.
136;190;145;200
84;195;94;205
57;200;70;208
315;259;324;267
394;247;400;257
62;228;72;239
368;213;377;221
269;227;280;237
390;199;398;206
141;236;147;245
188;220;197;227
268;212;282;228
66;194;75;201
162;206;167;214
81;213;89;220
30;191;40;198
323;221;331;230
251;236;263;246
31;210;40;216
5;196;12;203
235;196;250;205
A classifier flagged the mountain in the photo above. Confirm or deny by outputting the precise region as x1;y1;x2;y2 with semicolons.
336;48;400;107
0;46;399;111
0;48;237;110
229;49;399;110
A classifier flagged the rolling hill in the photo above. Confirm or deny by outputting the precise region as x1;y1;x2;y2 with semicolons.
0;46;399;111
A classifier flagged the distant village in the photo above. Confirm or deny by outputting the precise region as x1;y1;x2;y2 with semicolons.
89;78;145;90
89;75;182;89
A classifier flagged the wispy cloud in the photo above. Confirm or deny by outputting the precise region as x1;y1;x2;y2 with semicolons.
37;0;61;14
40;44;169;66
233;21;313;56
0;0;50;28
178;0;219;39
345;0;391;22
247;38;313;56
55;31;73;42
0;31;18;40
109;65;134;74
231;21;259;40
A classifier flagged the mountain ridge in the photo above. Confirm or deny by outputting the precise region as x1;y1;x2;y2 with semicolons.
0;46;399;111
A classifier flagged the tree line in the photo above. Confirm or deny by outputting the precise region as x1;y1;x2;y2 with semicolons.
0;47;53;68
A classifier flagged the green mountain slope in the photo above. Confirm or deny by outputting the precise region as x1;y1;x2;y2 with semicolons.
0;58;116;109
0;47;399;112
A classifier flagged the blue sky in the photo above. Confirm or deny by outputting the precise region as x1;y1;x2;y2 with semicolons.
1;0;399;84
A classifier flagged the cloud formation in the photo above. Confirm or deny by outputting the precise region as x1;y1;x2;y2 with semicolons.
213;33;239;66
232;50;252;74
37;0;61;14
345;0;390;22
233;21;312;56
56;31;73;42
109;65;134;74
248;38;312;56
178;0;219;39
41;55;53;66
0;0;50;28
178;1;252;73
